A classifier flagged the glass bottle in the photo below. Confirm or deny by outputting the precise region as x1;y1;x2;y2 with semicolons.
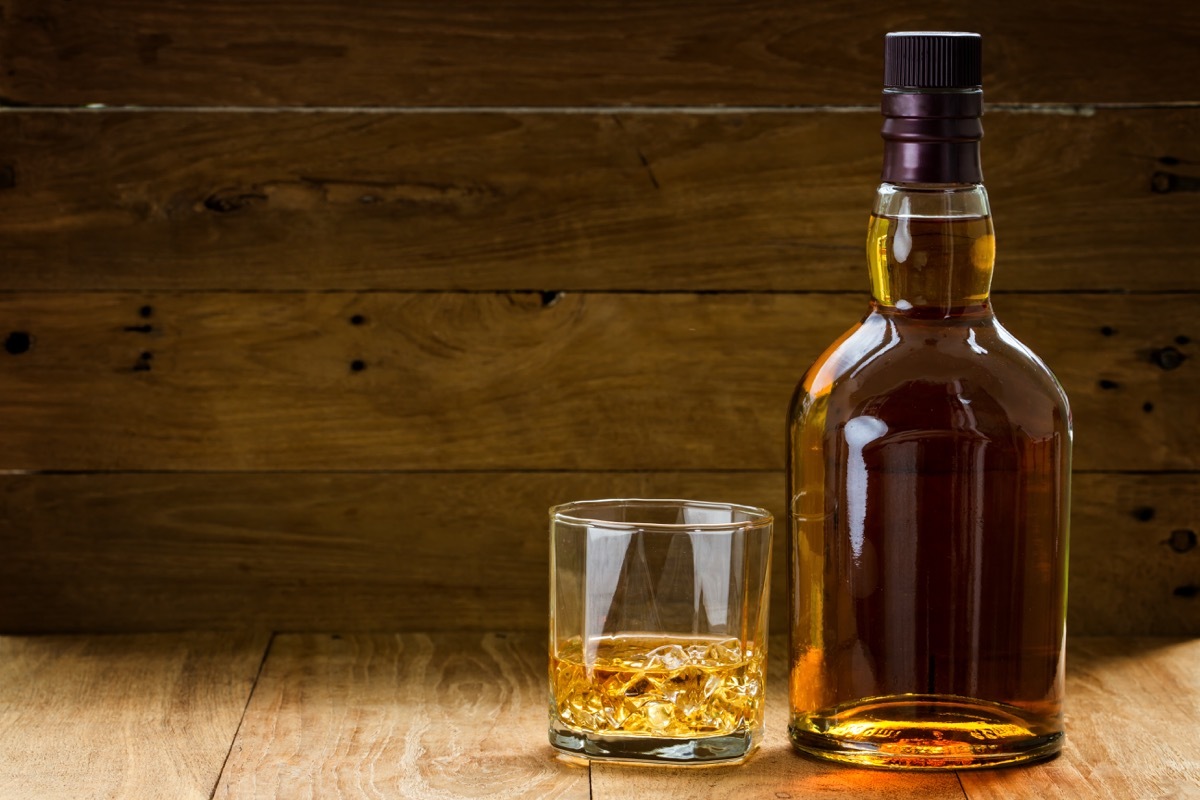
786;32;1072;769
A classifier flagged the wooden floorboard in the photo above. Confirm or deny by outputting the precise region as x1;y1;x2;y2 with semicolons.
1;0;1197;106
213;633;589;800
959;638;1200;799
0;632;269;800
0;633;1194;797
213;633;1200;798
0;110;1196;291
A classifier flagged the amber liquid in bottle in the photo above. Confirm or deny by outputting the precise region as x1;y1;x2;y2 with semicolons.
787;187;1071;769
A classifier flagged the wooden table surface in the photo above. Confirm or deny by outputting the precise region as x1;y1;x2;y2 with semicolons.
1;633;1196;799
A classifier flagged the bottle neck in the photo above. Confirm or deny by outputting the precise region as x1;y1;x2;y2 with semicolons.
866;184;995;319
881;90;983;185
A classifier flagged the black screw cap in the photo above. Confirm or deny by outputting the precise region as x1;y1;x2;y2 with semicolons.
885;32;982;90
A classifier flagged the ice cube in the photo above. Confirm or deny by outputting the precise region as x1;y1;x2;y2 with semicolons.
604;705;629;729
703;640;742;665
645;701;674;730
646;643;688;671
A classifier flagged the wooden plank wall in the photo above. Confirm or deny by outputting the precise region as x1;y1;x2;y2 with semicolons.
0;1;1197;635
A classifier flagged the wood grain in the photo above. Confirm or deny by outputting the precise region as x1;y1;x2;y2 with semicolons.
214;633;589;800
0;109;1197;291
0;632;269;800
1;472;1194;635
0;471;785;635
1068;474;1200;638
1;1;1198;106
960;638;1200;799
2;634;1194;798
0;292;1194;472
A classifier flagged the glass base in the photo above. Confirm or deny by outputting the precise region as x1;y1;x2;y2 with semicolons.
549;718;760;764
789;694;1062;770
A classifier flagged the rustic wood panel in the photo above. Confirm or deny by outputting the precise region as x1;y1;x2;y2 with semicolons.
0;472;785;634
1;109;1197;291
0;293;1193;472
2;1;1198;107
214;633;589;799
959;638;1200;799
1067;475;1199;637
1;472;1194;634
0;632;269;799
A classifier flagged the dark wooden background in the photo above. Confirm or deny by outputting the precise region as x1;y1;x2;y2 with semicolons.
0;1;1196;635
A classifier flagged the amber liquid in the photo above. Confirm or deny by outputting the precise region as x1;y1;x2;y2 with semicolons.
787;213;1071;769
551;634;765;738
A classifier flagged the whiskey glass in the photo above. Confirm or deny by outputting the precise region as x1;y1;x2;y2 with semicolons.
548;499;772;764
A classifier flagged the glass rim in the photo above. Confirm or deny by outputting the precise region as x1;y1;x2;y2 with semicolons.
549;498;773;532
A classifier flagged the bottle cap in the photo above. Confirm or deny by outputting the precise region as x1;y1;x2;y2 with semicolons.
884;32;982;90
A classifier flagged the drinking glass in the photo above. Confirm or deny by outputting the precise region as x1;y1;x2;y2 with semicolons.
548;499;772;764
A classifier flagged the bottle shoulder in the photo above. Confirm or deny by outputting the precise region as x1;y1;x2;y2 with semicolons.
792;309;1071;433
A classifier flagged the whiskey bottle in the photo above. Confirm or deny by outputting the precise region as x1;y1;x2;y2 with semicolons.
786;32;1072;769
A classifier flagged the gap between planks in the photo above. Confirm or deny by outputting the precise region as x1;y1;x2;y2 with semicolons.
209;633;276;800
1;468;1196;476
2;103;1200;115
1;289;1199;296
